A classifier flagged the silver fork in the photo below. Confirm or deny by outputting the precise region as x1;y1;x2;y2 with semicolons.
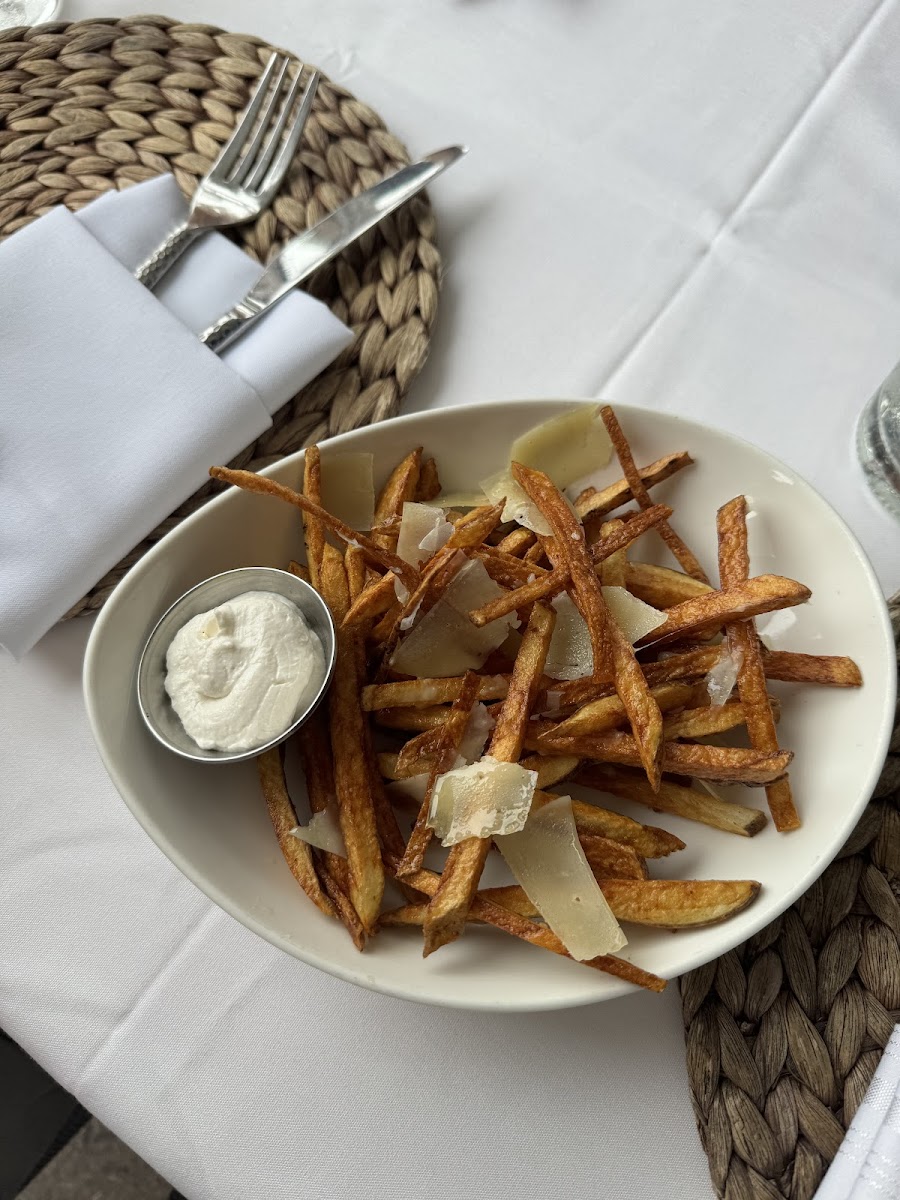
134;53;320;290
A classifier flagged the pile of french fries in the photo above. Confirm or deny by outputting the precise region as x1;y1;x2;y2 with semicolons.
210;405;862;993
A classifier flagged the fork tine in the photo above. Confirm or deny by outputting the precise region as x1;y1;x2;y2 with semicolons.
252;70;320;200
228;57;292;186
211;52;287;180
245;68;319;195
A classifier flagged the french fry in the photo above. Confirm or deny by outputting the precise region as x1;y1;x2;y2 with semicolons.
343;573;396;629
600;406;709;582
416;457;441;502
384;877;760;931
717;496;800;832
496;527;537;556
661;697;780;740
371;448;422;549
637;575;811;646
422;603;557;955
761;650;862;687
555;734;792;784
256;747;334;919
397;671;481;877
377;544;470;674
467;504;672;627
549;682;696;739
573;764;768;835
528;787;685;857
209;466;419;592
301;445;326;589
598;519;627;587
318;543;384;932
394;727;444;777
375;706;451;732
400;864;667;991
288;559;310;584
624;561;713;608
579;833;649;879
345;543;368;603
446;502;506;549
474;544;551;588
520;752;581;788
362;675;510;711
574;449;693;521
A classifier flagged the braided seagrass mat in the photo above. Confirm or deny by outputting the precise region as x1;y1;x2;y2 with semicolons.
0;14;441;616
682;595;900;1200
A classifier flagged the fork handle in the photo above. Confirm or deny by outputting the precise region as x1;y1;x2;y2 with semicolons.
134;221;202;290
200;301;263;355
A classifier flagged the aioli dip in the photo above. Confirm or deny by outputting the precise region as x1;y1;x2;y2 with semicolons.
164;591;325;752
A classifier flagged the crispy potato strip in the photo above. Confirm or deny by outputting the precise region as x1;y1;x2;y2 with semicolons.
362;675;510;710
599;406;709;582
371;448;422;549
545;732;792;784
761;650;862;687
384;878;760;931
717;496;800;832
575;449;693;521
579;833;648;880
422;603;556;955
638;575;811;646
397;672;481;878
302;445;325;589
256;747;334;919
416;457;441;502
624;562;713;608
573;765;768;835
318;543;384;931
210;466;419;592
550;682;696;739
343;573;396;629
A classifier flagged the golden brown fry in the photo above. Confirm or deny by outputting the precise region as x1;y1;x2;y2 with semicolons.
579;833;648;879
528;787;685;857
761;650;863;687
345;544;367;603
600;406;709;582
362;675;510;711
575;449;693;521
377;544;469;674
301;445;326;590
374;706;450;732
397;672;481;877
520;752;581;789
574;765;768;835
316;859;366;950
468;505;672;628
496;527;537;556
474;545;551;588
371;448;422;549
552;733;792;784
625;561;714;608
415;456;441;502
256;747;334;919
446;502;506;549
288;559;311;584
717;496;800;832
599;519;627;587
210;466;419;592
398;865;667;990
638;575;811;646
394;726;444;777
385;877;759;930
550;682;696;739
422;603;557;955
343;573;396;629
318;543;384;931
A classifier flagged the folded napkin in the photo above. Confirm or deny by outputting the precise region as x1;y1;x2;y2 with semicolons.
815;1024;900;1199
0;177;353;658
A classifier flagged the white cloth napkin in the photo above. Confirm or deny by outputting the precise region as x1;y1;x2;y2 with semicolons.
0;178;353;659
815;1025;900;1199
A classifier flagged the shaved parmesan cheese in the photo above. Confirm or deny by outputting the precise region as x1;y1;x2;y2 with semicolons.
434;490;488;510
392;572;410;604
510;406;613;489
480;470;553;536
545;594;593;680
757;608;798;645
399;600;422;631
320;452;375;530
385;775;430;805
289;807;346;857
457;701;495;763
601;586;666;644
496;795;627;960
390;559;519;677
396;503;453;566
705;646;742;706
427;756;536;846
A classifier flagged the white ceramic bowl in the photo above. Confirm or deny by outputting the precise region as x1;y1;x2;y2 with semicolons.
83;401;896;1011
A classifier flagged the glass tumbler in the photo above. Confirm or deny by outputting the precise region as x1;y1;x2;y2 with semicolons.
857;361;900;522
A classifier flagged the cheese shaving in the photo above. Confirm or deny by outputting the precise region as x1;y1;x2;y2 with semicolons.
289;807;346;857
496;795;627;960
705;646;743;706
480;469;553;536
545;594;593;680
602;586;666;643
457;701;495;763
390;559;519;677
320;452;375;530
396;503;453;566
434;490;488;510
385;775;430;805
427;756;536;846
510;406;613;488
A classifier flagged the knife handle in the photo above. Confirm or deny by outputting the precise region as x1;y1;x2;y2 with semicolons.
200;301;262;355
134;221;201;290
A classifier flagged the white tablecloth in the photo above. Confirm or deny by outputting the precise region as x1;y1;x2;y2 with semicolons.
3;2;899;1197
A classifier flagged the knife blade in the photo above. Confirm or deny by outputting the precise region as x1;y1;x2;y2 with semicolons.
201;145;466;354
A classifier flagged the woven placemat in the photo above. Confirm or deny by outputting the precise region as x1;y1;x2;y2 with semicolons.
0;14;441;616
682;595;900;1200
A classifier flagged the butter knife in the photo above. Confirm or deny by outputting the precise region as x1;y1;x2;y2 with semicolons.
200;145;465;354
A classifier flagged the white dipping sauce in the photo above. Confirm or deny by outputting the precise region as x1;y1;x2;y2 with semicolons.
164;591;325;752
